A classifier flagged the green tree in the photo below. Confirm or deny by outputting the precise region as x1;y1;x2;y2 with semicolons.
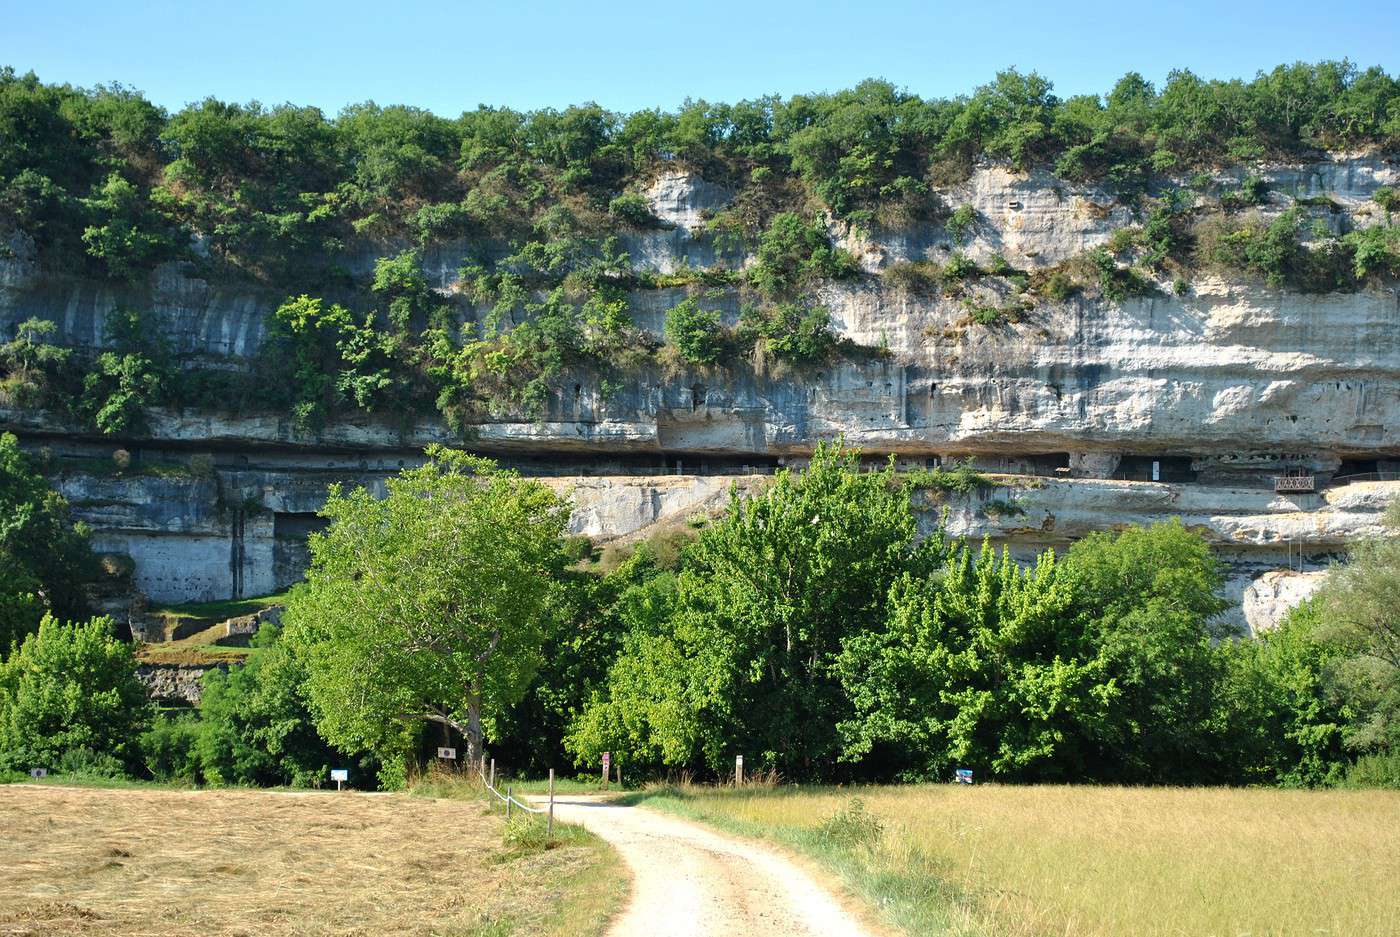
0;614;149;771
664;298;726;364
1059;520;1230;782
570;444;939;778
284;447;570;786
79;308;172;434
1307;499;1400;757
197;620;356;787
837;541;1096;781
0;432;94;650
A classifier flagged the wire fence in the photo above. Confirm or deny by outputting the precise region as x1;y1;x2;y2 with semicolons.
477;757;555;836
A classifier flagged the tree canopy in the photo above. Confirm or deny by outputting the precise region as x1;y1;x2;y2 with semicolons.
283;446;571;787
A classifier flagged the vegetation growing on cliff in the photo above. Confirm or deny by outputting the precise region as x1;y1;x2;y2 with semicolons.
5;62;1400;430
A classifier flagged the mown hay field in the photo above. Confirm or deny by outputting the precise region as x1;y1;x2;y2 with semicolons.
0;783;625;937
640;783;1400;937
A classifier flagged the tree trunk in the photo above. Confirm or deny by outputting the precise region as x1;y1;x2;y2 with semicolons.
465;690;483;764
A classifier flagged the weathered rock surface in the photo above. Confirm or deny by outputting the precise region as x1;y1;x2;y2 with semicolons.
1242;570;1329;634
137;663;225;706
4;156;1398;620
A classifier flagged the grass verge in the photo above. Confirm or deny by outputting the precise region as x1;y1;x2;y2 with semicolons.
627;783;1400;937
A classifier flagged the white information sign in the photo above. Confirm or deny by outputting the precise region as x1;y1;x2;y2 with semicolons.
29;768;46;779
437;747;457;760
330;768;349;790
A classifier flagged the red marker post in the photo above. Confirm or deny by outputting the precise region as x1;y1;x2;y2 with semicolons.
602;751;611;790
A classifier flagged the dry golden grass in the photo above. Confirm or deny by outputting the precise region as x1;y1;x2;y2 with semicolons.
0;784;625;937
646;783;1400;937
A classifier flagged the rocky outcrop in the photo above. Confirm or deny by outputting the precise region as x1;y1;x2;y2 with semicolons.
137;663;225;705
1242;570;1330;634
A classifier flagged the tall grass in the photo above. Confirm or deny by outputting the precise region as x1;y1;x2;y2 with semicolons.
637;783;1400;937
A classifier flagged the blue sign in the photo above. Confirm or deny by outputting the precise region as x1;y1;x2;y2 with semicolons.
955;768;974;784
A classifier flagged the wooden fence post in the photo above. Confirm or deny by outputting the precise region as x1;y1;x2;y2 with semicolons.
547;768;555;839
736;754;744;786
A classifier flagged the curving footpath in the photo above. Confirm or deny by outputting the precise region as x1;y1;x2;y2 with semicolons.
536;794;879;937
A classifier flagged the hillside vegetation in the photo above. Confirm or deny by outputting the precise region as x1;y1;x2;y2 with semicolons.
4;62;1400;432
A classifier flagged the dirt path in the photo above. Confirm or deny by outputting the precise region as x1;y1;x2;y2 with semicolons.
536;794;879;937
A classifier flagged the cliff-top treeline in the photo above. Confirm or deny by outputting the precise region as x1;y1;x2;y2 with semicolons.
4;61;1400;437
4;60;1400;283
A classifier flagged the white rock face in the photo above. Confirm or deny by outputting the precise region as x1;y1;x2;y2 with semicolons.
1242;570;1329;634
644;170;733;233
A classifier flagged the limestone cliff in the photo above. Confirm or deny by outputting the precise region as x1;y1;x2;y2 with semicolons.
4;156;1398;632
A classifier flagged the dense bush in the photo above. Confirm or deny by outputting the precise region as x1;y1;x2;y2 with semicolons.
0;614;149;772
664;298;727;365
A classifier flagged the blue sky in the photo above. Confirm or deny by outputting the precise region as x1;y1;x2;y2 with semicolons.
4;0;1397;116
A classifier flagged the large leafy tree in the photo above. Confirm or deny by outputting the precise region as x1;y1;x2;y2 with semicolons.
1058;519;1231;782
0;614;149;771
284;446;570;786
837;541;1092;781
0;432;95;650
1305;498;1400;758
570;443;941;778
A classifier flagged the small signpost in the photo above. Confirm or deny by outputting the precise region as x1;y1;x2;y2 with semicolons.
601;751;611;790
955;768;974;785
735;754;744;786
330;768;349;791
29;768;46;779
437;747;457;761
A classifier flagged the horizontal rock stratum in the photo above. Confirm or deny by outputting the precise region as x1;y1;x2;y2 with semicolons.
4;156;1398;632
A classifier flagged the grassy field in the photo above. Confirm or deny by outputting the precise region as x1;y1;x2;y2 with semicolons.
633;783;1400;937
0;782;626;937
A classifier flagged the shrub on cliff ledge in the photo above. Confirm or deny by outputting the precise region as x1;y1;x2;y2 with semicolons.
664;298;727;365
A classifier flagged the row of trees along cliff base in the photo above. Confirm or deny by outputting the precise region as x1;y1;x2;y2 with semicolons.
1;436;1398;790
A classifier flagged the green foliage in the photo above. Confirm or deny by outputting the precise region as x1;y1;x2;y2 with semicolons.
569;443;940;778
197;620;355;787
1342;224;1400;280
79;308;172;434
738;302;838;364
0;432;94;650
899;460;990;494
1374;186;1399;214
139;713;203;783
944;204;976;243
0;614;149;772
837;541;1082;780
0;317;71;409
285;447;571;785
608;192;657;227
1058;521;1231;781
747;213;858;298
1087;247;1152;301
1206;210;1303;287
80;172;177;281
664;298;727;365
941;251;979;281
